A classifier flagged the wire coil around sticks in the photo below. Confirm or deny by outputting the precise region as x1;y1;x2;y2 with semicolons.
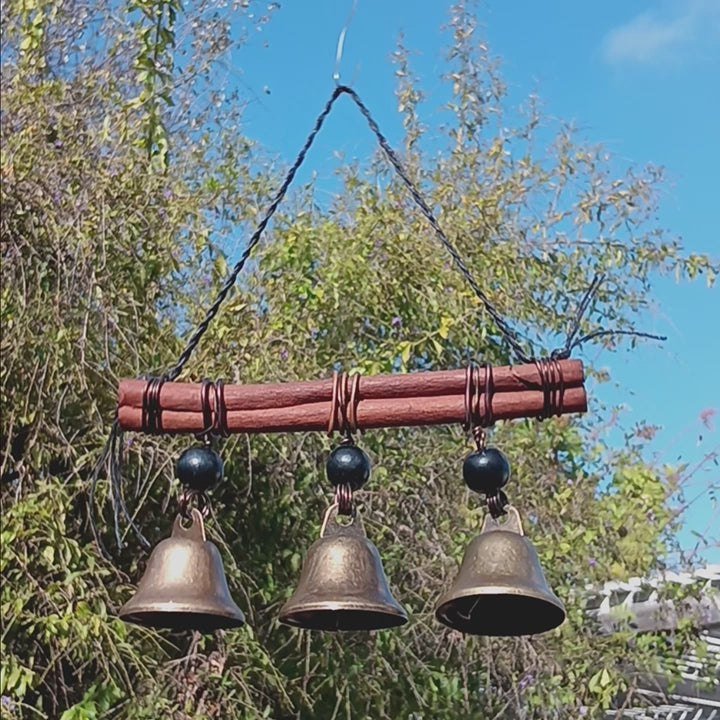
141;377;165;434
140;376;231;439
199;378;213;439
464;362;495;449
534;357;565;420
213;378;230;438
327;370;361;440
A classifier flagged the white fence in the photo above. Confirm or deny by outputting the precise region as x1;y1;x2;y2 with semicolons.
594;566;720;718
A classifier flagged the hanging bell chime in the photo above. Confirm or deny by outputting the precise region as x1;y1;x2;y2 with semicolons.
279;443;407;631
119;443;245;632
279;503;407;631
435;445;565;635
119;507;245;632
435;505;565;636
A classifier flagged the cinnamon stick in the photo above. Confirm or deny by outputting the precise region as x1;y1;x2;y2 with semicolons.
117;359;584;413
117;386;587;435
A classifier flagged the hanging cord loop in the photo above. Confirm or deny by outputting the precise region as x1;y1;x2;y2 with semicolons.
159;85;664;385
333;0;358;86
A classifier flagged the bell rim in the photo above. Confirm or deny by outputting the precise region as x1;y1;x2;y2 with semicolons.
435;586;566;636
435;584;565;615
279;599;408;630
436;583;564;609
119;600;245;628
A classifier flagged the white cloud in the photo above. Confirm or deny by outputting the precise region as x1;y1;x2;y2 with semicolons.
603;0;720;65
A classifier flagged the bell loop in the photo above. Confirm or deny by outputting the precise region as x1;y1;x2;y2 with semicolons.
480;504;523;535
173;507;208;542
320;502;362;539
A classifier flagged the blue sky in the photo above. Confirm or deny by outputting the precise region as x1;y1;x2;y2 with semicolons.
227;0;719;563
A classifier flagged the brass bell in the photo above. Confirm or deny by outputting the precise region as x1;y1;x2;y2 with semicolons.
119;508;245;632
279;504;408;631
435;506;565;636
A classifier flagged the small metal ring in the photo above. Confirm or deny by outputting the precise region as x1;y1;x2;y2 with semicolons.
198;378;214;439
338;372;349;434
333;482;354;516
178;488;210;519
464;363;474;429
345;373;360;436
481;362;494;427
486;489;508;519
553;357;565;417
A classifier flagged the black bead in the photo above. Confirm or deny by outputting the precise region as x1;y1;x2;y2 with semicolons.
326;444;370;490
177;445;223;491
463;447;510;494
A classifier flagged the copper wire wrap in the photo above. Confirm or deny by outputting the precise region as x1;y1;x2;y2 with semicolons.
333;482;354;516
464;362;494;449
141;376;233;439
178;488;210;519
213;378;230;437
327;371;361;439
486;489;508;519
141;377;165;434
534;357;565;419
199;378;213;438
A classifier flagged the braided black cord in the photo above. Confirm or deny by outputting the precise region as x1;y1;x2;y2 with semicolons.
164;86;346;382
339;86;533;364
164;84;531;381
564;273;605;350
153;84;666;384
551;273;666;359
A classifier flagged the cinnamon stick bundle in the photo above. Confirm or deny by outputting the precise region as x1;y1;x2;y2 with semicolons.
116;359;586;435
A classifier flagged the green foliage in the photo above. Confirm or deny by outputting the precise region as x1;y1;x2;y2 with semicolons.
2;1;718;719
